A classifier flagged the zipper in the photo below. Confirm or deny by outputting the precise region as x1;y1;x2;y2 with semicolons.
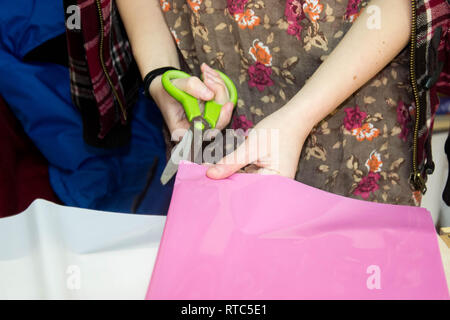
409;0;427;194
95;0;127;121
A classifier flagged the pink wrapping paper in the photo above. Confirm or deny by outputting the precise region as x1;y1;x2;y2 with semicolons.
147;162;449;299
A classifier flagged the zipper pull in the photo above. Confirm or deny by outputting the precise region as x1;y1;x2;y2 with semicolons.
409;172;427;195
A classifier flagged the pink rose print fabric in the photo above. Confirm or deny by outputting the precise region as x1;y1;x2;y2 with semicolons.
227;0;248;15
353;172;381;199
343;105;367;130
248;62;274;91
232;114;254;133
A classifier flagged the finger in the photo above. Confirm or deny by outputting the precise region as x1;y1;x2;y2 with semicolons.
206;132;259;179
202;63;222;78
201;63;225;86
201;64;231;106
204;69;221;82
166;118;190;139
160;101;191;133
203;76;229;105
172;76;214;101
201;63;217;76
207;159;247;180
214;102;234;130
201;64;218;77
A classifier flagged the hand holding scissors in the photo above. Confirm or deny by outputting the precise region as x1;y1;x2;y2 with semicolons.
149;63;236;135
159;65;238;184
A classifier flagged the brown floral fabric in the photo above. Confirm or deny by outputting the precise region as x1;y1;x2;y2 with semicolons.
161;0;419;206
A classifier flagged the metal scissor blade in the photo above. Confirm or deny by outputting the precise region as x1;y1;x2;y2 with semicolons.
191;121;205;165
160;157;179;186
160;129;193;185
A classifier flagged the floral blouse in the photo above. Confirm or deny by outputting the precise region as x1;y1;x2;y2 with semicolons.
160;0;418;206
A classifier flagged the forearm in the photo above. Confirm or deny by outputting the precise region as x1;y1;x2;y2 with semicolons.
287;0;412;132
116;0;180;79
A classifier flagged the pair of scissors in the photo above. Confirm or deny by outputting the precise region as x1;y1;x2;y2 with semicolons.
160;70;238;185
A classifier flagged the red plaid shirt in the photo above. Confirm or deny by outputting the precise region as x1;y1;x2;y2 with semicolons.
64;0;140;148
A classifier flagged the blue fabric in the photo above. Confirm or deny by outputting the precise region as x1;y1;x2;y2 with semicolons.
0;0;173;214
0;0;66;59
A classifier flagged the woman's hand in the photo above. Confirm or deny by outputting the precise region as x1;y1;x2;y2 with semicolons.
206;103;312;179
149;63;234;137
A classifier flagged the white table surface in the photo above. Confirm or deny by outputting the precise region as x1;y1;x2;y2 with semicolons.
0;199;165;299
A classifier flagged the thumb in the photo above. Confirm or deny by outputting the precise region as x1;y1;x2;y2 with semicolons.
206;161;245;179
172;76;214;101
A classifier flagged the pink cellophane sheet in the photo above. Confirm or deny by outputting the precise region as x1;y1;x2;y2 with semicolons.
146;162;449;299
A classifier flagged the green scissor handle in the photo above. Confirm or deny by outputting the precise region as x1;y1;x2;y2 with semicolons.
161;69;238;129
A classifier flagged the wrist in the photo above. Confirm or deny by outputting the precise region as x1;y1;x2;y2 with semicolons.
282;100;316;139
148;75;173;115
143;66;179;99
149;75;163;100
